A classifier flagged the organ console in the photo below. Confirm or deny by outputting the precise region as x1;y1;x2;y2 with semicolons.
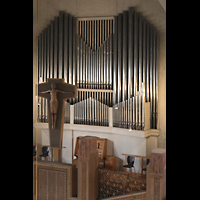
73;136;107;168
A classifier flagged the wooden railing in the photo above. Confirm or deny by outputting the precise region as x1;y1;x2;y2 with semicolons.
122;154;149;175
98;168;146;199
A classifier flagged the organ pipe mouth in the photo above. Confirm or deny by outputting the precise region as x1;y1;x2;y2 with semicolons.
114;104;119;109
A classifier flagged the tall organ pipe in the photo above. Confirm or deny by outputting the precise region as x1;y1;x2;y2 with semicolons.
142;21;147;130
47;25;50;79
149;27;153;128
122;11;128;102
142;21;146;103
50;21;53;79
152;29;156;129
128;8;133;99
85;44;88;89
58;11;63;79
146;24;150;102
54;17;58;78
113;16;118;105
43;28;47;82
76;21;80;88
72;17;76;103
109;20;113;106
69;15;73;85
155;32;159;129
79;37;83;89
133;12;138;97
82;24;86;89
117;14;122;104
138;15;143;129
64;13;69;83
69;15;73;104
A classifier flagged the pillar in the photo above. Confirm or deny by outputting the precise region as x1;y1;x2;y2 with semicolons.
108;107;113;127
70;105;74;124
146;148;166;200
52;148;62;162
78;136;98;200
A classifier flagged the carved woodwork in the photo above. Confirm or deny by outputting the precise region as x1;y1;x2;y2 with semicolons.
105;156;116;171
33;161;77;199
73;136;107;168
78;136;98;200
146;148;166;200
38;78;77;149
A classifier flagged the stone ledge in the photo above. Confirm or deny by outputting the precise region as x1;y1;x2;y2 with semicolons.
34;122;159;139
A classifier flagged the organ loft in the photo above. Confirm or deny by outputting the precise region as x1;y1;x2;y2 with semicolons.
33;0;166;199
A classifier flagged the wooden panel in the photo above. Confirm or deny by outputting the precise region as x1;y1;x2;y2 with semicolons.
38;169;48;200
74;136;107;159
57;171;67;199
96;138;107;159
74;136;107;167
34;161;75;200
53;148;62;162
74;136;83;157
48;170;56;200
33;163;36;194
105;156;115;171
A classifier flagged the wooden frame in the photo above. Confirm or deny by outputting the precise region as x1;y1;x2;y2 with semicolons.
122;153;149;175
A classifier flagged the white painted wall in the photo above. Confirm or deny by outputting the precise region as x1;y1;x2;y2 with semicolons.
34;123;158;173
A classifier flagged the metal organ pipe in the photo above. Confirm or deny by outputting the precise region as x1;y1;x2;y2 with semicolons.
155;32;159;129
146;24;150;103
46;25;50;80
37;10;159;130
142;21;147;130
122;11;128;102
152;29;156;129
64;13;69;83
53;17;58;78
113;16;118;105
109;20;113;106
128;8;133;100
138;15;143;129
58;11;63;79
133;12;138;97
149;27;153;128
72;17;77;103
50;21;53;79
42;29;45;121
117;14;122;104
76;20;80;88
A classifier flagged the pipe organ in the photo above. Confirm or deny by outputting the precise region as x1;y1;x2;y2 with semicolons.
37;7;158;130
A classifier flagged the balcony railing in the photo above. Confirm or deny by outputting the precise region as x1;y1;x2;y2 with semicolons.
98;168;146;199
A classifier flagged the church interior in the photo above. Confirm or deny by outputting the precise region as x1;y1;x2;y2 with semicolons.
33;0;166;199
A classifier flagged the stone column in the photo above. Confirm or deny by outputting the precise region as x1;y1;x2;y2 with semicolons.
108;107;113;127
78;136;98;200
146;148;166;200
